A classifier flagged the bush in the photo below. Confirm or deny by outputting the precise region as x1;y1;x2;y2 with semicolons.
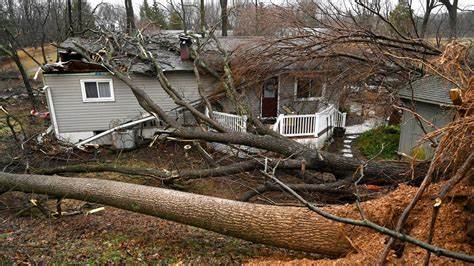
355;125;400;160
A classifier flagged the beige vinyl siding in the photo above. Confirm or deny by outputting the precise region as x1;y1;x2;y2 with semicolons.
45;72;215;133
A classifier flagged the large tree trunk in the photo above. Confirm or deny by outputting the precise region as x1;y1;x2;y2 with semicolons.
67;0;73;36
125;0;136;34
0;172;354;257
420;0;434;38
77;0;82;32
220;0;228;36
200;0;205;36
439;0;458;38
447;8;457;38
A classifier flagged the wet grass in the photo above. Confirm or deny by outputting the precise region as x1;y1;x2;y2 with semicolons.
354;125;400;160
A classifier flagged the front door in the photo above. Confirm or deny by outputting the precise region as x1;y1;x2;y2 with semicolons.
261;77;278;118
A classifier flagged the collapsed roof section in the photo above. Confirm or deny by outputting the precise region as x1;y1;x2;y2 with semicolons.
43;32;195;75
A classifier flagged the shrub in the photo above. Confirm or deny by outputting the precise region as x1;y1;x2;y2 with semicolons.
355;125;400;160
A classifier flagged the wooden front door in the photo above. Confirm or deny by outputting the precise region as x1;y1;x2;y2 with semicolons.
261;77;278;118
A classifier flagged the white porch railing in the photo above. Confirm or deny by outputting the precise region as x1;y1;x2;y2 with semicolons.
207;109;248;132
205;105;346;137
272;114;317;137
272;105;346;137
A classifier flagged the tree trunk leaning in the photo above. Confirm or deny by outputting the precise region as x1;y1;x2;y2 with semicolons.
0;172;354;257
12;50;38;110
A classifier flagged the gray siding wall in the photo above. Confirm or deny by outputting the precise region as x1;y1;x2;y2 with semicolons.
278;74;320;114
398;100;453;158
218;88;261;115
45;72;216;133
216;74;338;117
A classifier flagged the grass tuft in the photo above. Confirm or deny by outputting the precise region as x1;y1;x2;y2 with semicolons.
355;125;400;160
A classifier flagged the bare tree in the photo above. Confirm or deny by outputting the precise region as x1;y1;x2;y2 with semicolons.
220;0;228;36
67;0;73;36
439;0;458;38
125;0;136;34
420;0;438;37
200;0;205;35
77;0;82;32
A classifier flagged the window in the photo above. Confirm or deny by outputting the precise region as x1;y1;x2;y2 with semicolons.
295;77;323;101
80;79;114;102
263;77;278;98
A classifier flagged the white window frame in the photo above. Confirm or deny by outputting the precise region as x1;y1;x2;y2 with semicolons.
294;77;324;102
80;79;115;103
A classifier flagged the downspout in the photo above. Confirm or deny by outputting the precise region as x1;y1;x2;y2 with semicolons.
43;85;60;136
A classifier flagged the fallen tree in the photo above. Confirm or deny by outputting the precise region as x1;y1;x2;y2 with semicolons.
32;157;428;185
62;30;431;187
0;171;354;257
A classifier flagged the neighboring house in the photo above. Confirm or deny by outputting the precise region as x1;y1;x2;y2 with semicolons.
398;76;455;158
42;31;346;148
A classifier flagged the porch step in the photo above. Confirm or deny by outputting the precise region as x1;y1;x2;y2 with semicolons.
340;133;361;158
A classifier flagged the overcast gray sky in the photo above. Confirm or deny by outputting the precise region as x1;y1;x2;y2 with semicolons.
89;0;473;16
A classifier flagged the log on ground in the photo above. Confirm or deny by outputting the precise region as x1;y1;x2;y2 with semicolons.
0;172;354;257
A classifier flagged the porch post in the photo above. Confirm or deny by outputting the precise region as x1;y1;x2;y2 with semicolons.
314;114;319;137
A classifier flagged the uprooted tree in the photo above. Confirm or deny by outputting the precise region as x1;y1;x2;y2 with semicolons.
1;0;473;262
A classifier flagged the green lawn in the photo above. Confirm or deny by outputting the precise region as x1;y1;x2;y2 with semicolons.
355;125;400;160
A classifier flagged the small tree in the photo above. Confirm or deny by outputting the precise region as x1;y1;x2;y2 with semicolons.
140;0;167;28
149;0;168;29
388;2;413;36
139;0;151;20
169;9;183;29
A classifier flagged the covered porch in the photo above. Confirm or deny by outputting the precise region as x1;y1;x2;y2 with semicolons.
206;104;346;148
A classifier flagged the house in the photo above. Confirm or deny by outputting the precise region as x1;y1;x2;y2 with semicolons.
41;31;346;148
42;33;217;146
397;76;455;158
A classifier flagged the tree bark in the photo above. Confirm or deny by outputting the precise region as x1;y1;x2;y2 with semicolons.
220;0;228;36
32;155;426;186
67;0;73;36
77;0;82;32
439;0;458;38
200;0;206;36
180;0;188;34
420;0;435;38
125;0;136;34
447;7;457;38
0;172;354;256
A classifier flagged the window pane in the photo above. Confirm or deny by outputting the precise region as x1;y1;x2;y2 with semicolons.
297;78;323;99
84;82;98;98
312;79;323;97
297;79;311;99
98;82;111;98
263;78;277;98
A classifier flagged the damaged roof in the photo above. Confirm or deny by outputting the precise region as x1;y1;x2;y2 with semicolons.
44;32;195;75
